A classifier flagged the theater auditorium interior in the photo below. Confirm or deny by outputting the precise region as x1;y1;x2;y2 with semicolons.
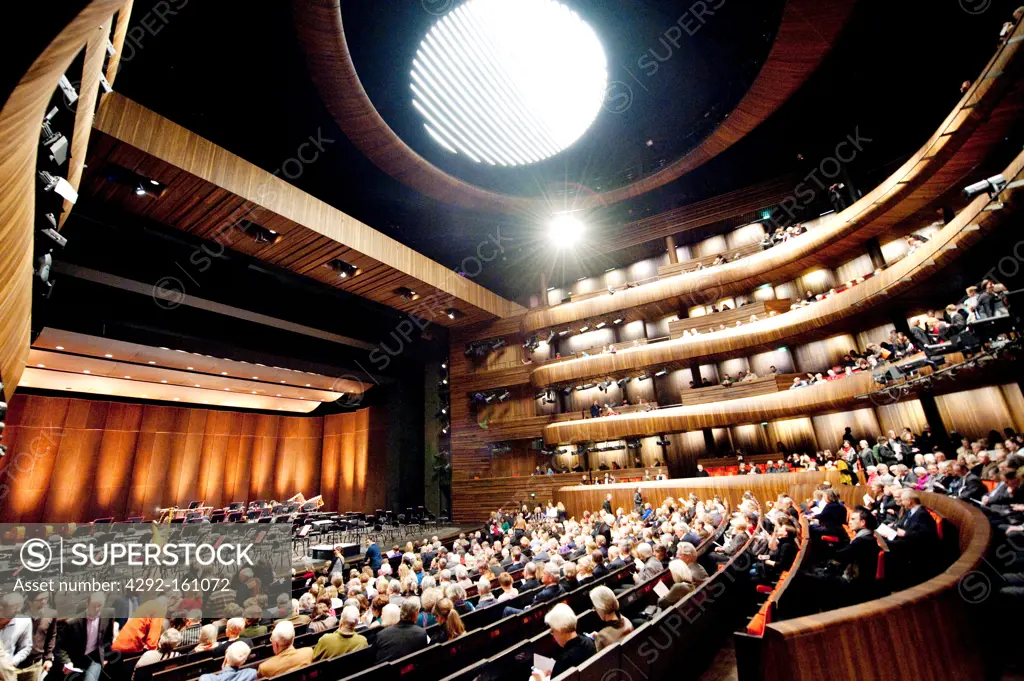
2;0;1024;679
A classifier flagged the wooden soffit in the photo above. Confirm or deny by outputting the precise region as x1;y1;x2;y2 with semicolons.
88;94;524;327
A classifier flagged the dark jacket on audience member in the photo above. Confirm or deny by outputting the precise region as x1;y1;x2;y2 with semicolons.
551;635;597;679
520;578;541;592
817;501;847;530
955;472;986;501
374;621;428;663
532;583;567;606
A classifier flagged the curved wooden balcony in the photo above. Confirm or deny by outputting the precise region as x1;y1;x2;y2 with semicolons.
520;24;1024;335
530;146;1024;390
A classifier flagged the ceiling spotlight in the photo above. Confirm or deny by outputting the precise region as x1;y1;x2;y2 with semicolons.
173;398;180;401
124;376;131;379
328;259;361;279
548;214;586;249
134;184;146;196
963;174;1007;199
441;362;448;369
411;0;608;166
83;370;90;374
595;321;606;329
161;380;168;384
612;318;623;325
654;369;668;377
444;308;464;320
36;364;45;368
101;164;166;197
394;286;420;302
55;346;64;350
236;219;283;245
104;354;113;358
498;390;511;402
579;325;589;333
187;367;194;370
148;361;156;365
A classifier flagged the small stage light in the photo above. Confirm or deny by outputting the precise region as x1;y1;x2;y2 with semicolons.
548;214;585;248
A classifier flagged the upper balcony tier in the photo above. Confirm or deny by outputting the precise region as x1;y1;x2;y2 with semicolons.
531;145;1024;390
520;23;1024;335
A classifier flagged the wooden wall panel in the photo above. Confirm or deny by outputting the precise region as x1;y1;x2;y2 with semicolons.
811;408;882;453
793;334;859;374
766;417;818;455
874;399;928;439
1000;384;1024;434
935;387;1019;440
0;395;384;522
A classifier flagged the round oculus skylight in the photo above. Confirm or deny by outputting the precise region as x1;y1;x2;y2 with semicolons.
411;0;608;166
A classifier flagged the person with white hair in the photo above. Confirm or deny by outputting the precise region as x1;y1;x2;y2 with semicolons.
135;627;180;668
192;624;220;653
588;586;633;650
257;621;313;678
476;578;495;606
633;542;662;583
312;606;367;661
380;603;401;628
675;542;709;584
198;641;255;681
375;597;428;663
532;604;595;680
658;560;695;609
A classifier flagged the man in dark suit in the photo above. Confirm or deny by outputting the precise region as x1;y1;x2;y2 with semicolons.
607;546;626;570
986;470;1024;508
951;461;985;502
601;494;613;515
539;604;596;680
890;489;940;584
591;550;609;578
519;562;541;591
55;594;112;681
808;506;882;608
374;598;428;663
531;564;567;606
695;464;710;477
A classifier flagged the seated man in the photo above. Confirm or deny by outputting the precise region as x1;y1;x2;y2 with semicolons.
531;604;596;681
256;621;313;679
199;641;256;681
374;598;428;663
312;606;367;661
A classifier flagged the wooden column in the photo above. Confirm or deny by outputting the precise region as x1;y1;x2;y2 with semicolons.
702;428;717;455
666;235;679;264
539;271;549;309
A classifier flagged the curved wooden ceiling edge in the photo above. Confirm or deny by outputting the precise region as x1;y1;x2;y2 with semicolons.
0;0;126;400
290;0;853;215
531;149;1023;390
519;25;1024;334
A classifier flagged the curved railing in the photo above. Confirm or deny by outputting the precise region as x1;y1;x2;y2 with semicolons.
531;145;1024;392
757;486;990;681
520;21;1024;335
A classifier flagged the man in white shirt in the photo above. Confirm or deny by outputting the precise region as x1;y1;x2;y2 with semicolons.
0;594;32;670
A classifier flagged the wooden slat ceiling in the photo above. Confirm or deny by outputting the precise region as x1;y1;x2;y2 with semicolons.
84;94;524;328
291;0;855;215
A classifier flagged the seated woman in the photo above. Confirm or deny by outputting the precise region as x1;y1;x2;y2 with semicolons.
657;560;695;609
135;629;181;670
588;586;634;650
708;517;752;565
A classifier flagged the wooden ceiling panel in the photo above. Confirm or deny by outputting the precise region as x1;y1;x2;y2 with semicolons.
82;94;524;328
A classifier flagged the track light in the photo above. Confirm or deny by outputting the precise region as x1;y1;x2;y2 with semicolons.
963;174;1007;199
237;220;283;245
595;321;606;329
579;325;589;333
654;369;668;377
616;377;630;386
394;287;420;302
637;374;649;381
445;308;464;320
100;164;166;198
545;330;555;343
558;329;571;336
612;318;624;325
485;393;496;403
535;391;548;400
329;259;361;278
497;390;511;402
58;75;78;104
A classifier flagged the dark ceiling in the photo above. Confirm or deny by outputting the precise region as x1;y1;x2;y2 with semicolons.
100;0;1008;304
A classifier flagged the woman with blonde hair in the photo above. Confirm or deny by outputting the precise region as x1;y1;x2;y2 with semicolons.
432;598;465;643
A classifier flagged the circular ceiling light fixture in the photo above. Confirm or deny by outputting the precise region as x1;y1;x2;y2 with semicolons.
411;0;608;166
548;213;585;248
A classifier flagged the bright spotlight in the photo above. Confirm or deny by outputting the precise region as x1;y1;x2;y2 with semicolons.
411;0;608;166
548;214;585;248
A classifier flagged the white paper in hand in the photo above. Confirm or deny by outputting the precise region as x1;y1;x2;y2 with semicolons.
653;581;670;598
534;654;556;674
876;525;897;541
634;558;645;572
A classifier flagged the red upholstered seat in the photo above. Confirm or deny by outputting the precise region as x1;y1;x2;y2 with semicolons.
821;535;840;544
876;551;886;580
983;479;998;492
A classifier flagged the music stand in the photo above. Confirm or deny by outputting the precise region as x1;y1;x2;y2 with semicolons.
92;517;114;524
